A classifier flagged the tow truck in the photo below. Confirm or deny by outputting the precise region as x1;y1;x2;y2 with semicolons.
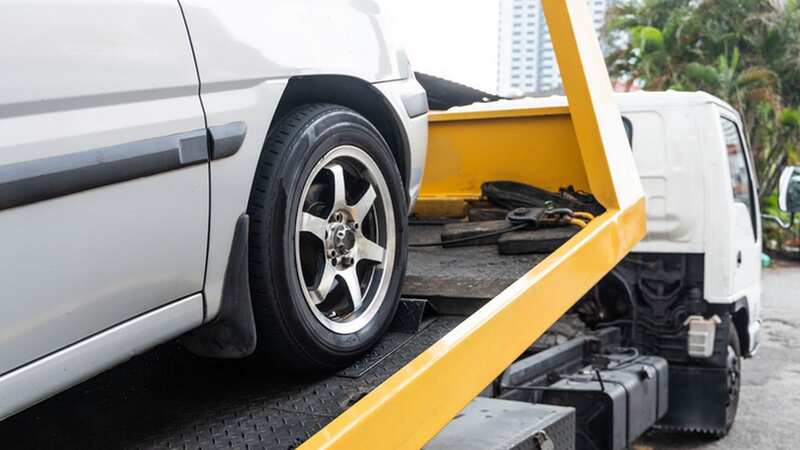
0;0;780;448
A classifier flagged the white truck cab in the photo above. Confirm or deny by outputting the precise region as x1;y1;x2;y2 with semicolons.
619;91;762;356
419;87;761;435
454;89;764;434
609;91;761;434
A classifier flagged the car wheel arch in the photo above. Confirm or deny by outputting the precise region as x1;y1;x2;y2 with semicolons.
268;75;411;203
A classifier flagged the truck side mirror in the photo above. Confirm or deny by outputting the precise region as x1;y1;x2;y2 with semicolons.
763;166;799;229
778;166;800;213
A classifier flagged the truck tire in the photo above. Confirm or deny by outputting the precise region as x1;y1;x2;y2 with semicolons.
247;104;408;373
714;325;741;438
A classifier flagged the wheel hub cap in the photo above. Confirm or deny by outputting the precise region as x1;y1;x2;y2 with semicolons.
294;145;397;335
328;214;357;265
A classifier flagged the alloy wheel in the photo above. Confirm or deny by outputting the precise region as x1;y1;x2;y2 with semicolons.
294;145;396;334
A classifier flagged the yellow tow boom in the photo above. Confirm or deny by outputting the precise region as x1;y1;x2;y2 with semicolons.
301;0;646;448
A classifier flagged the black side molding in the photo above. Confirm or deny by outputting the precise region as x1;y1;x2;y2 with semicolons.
209;121;247;160
182;214;257;358
0;121;248;212
0;129;209;211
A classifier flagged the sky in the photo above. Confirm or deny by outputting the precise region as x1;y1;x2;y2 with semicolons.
379;0;500;93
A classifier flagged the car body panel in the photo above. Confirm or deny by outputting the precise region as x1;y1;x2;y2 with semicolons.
177;0;411;88
0;294;203;421
373;78;429;209
179;0;427;320
0;0;426;420
0;0;208;376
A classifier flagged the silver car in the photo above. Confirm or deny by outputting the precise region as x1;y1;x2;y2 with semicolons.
0;0;428;420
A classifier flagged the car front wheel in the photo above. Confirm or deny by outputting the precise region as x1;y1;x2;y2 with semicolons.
247;103;408;373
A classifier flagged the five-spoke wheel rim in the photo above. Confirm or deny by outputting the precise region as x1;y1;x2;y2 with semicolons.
294;145;396;334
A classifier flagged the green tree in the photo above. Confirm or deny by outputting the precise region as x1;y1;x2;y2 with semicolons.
604;0;800;201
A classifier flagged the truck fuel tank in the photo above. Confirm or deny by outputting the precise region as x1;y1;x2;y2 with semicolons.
542;355;668;450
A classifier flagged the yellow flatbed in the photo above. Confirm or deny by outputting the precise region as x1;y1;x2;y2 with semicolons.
0;1;645;449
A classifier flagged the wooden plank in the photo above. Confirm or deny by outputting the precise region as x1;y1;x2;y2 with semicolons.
497;226;581;254
440;220;510;247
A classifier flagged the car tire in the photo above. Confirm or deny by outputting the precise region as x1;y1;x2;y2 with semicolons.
247;103;408;373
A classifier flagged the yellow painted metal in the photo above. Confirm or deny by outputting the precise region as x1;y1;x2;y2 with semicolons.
418;106;589;205
300;0;645;448
541;0;642;210
302;201;644;450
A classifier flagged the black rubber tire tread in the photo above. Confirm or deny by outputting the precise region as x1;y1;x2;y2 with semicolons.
709;324;741;439
247;103;408;373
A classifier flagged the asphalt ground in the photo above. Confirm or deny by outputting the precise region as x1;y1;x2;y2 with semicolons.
636;264;800;450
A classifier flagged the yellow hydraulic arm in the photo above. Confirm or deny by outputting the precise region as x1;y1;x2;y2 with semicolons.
301;0;646;448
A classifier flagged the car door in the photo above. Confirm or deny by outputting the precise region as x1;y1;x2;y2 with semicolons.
0;1;208;375
718;112;761;328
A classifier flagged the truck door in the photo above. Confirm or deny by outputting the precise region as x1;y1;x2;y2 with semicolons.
0;1;208;375
718;113;761;333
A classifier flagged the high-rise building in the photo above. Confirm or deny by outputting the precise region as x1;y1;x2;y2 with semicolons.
497;0;613;96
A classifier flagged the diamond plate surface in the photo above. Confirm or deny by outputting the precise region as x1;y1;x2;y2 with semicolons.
0;316;463;450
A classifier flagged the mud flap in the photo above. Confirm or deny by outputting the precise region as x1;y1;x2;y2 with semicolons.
183;214;257;358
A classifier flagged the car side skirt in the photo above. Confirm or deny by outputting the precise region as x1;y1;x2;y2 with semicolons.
0;294;204;421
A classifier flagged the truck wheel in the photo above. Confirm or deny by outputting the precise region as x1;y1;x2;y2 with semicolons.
247;104;408;373
714;325;741;438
